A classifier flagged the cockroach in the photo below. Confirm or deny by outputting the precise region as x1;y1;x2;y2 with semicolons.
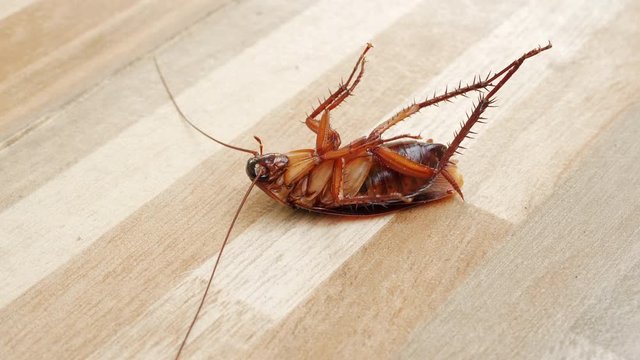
154;41;551;359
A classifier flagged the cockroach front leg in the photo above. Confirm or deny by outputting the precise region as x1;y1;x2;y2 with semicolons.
305;43;372;134
315;110;341;154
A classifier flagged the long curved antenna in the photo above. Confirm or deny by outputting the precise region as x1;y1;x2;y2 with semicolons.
175;176;260;359
154;57;259;156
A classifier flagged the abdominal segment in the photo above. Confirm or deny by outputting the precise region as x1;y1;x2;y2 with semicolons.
359;142;445;199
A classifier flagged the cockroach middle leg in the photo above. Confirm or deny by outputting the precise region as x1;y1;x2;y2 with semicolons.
368;43;550;140
368;76;493;140
306;44;372;156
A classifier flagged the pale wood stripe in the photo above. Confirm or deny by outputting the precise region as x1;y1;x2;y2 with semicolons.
90;212;387;359
0;0;36;20
544;333;627;360
0;149;273;359
570;260;640;359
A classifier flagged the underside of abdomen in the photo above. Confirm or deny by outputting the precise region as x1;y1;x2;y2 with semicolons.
306;141;461;215
360;141;446;198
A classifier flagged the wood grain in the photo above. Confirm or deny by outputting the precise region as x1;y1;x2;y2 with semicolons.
1;0;639;359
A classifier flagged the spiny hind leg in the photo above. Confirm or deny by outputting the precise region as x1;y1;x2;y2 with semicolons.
438;43;553;171
305;43;372;134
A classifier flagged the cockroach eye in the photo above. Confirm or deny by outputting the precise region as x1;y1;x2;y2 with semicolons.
245;158;269;181
245;158;259;180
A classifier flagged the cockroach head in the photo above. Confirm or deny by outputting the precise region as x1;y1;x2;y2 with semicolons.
246;154;289;182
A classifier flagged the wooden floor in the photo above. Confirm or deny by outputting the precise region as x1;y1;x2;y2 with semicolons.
1;1;639;359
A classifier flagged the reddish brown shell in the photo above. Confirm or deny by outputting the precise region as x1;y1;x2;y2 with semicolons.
255;141;463;215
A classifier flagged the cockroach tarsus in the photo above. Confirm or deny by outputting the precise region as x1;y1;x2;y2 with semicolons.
154;41;552;359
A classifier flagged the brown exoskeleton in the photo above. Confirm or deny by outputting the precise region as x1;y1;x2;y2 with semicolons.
155;41;551;358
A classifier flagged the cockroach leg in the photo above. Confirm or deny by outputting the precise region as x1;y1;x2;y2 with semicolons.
380;134;423;143
372;142;462;197
306;43;372;133
331;158;344;199
439;43;552;169
368;144;466;197
371;146;436;179
368;43;551;140
334;192;414;206
440;169;464;200
325;52;368;112
343;43;373;90
368;80;492;140
315;110;340;154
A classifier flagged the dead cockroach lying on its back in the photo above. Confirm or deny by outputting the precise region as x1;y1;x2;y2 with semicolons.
154;41;551;358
